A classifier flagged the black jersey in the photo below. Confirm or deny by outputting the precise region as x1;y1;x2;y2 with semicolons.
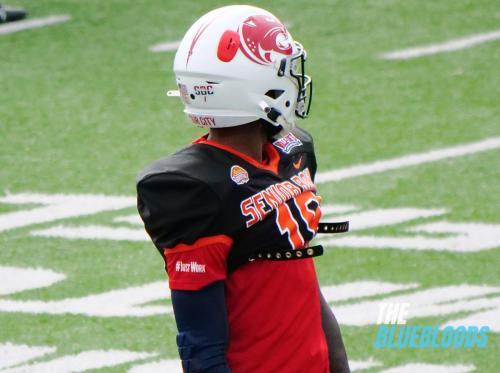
137;127;333;373
137;127;321;277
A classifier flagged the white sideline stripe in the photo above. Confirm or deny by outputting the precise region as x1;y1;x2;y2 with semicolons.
0;281;172;317
333;285;500;326
114;214;143;225
321;220;500;252
128;360;182;373
0;343;56;370
316;136;500;184
1;350;156;373
149;40;181;52
0;193;134;205
321;281;418;303
0;15;71;35
30;225;149;241
330;208;446;231
0;266;65;296
350;359;381;371
320;204;359;215
381;29;500;59
444;307;500;332
0;193;135;232
379;363;475;373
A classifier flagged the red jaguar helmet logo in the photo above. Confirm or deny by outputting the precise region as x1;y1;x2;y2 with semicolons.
238;15;293;65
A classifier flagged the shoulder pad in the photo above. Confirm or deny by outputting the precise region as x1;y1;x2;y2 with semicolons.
137;145;211;184
136;169;222;252
137;144;233;196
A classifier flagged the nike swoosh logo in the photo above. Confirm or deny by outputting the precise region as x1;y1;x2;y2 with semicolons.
293;155;303;169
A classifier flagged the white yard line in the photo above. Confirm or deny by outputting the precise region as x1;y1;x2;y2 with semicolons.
327;208;446;231
1;350;155;373
0;266;65;296
149;40;181;52
380;29;500;59
30;225;149;241
350;359;381;372
321;204;359;215
128;360;182;373
0;193;135;233
316;136;500;184
320;281;418;303
0;15;71;35
114;214;143;225
0;280;172;317
0;343;56;370
333;284;500;327
379;363;475;373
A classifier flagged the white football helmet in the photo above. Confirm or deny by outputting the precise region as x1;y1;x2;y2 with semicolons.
170;5;312;133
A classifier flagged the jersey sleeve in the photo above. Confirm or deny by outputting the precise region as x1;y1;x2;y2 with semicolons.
137;172;233;290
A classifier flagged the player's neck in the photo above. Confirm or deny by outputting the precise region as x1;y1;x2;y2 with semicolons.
208;122;268;163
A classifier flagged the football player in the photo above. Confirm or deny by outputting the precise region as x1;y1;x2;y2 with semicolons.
137;5;350;373
0;4;27;23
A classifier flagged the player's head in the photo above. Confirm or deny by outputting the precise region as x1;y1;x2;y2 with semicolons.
171;5;312;134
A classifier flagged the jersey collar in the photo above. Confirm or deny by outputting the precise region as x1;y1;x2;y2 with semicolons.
193;135;280;174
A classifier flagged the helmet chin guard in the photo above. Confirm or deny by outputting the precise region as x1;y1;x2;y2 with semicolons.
169;5;313;132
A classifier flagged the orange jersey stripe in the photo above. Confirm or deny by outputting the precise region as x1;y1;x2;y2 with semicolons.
193;136;281;174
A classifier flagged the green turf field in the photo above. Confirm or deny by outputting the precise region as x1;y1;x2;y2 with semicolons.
1;0;499;372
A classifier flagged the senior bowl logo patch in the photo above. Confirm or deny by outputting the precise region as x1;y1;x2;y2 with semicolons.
273;133;303;154
230;165;249;185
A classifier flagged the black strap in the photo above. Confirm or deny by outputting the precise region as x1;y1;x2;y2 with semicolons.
248;245;324;262
246;222;348;263
318;221;349;234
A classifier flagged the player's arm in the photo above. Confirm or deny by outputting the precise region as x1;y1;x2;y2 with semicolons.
137;172;233;372
172;281;230;373
319;289;350;373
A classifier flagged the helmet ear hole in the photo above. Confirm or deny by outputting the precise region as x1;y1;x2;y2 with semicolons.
264;89;285;99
